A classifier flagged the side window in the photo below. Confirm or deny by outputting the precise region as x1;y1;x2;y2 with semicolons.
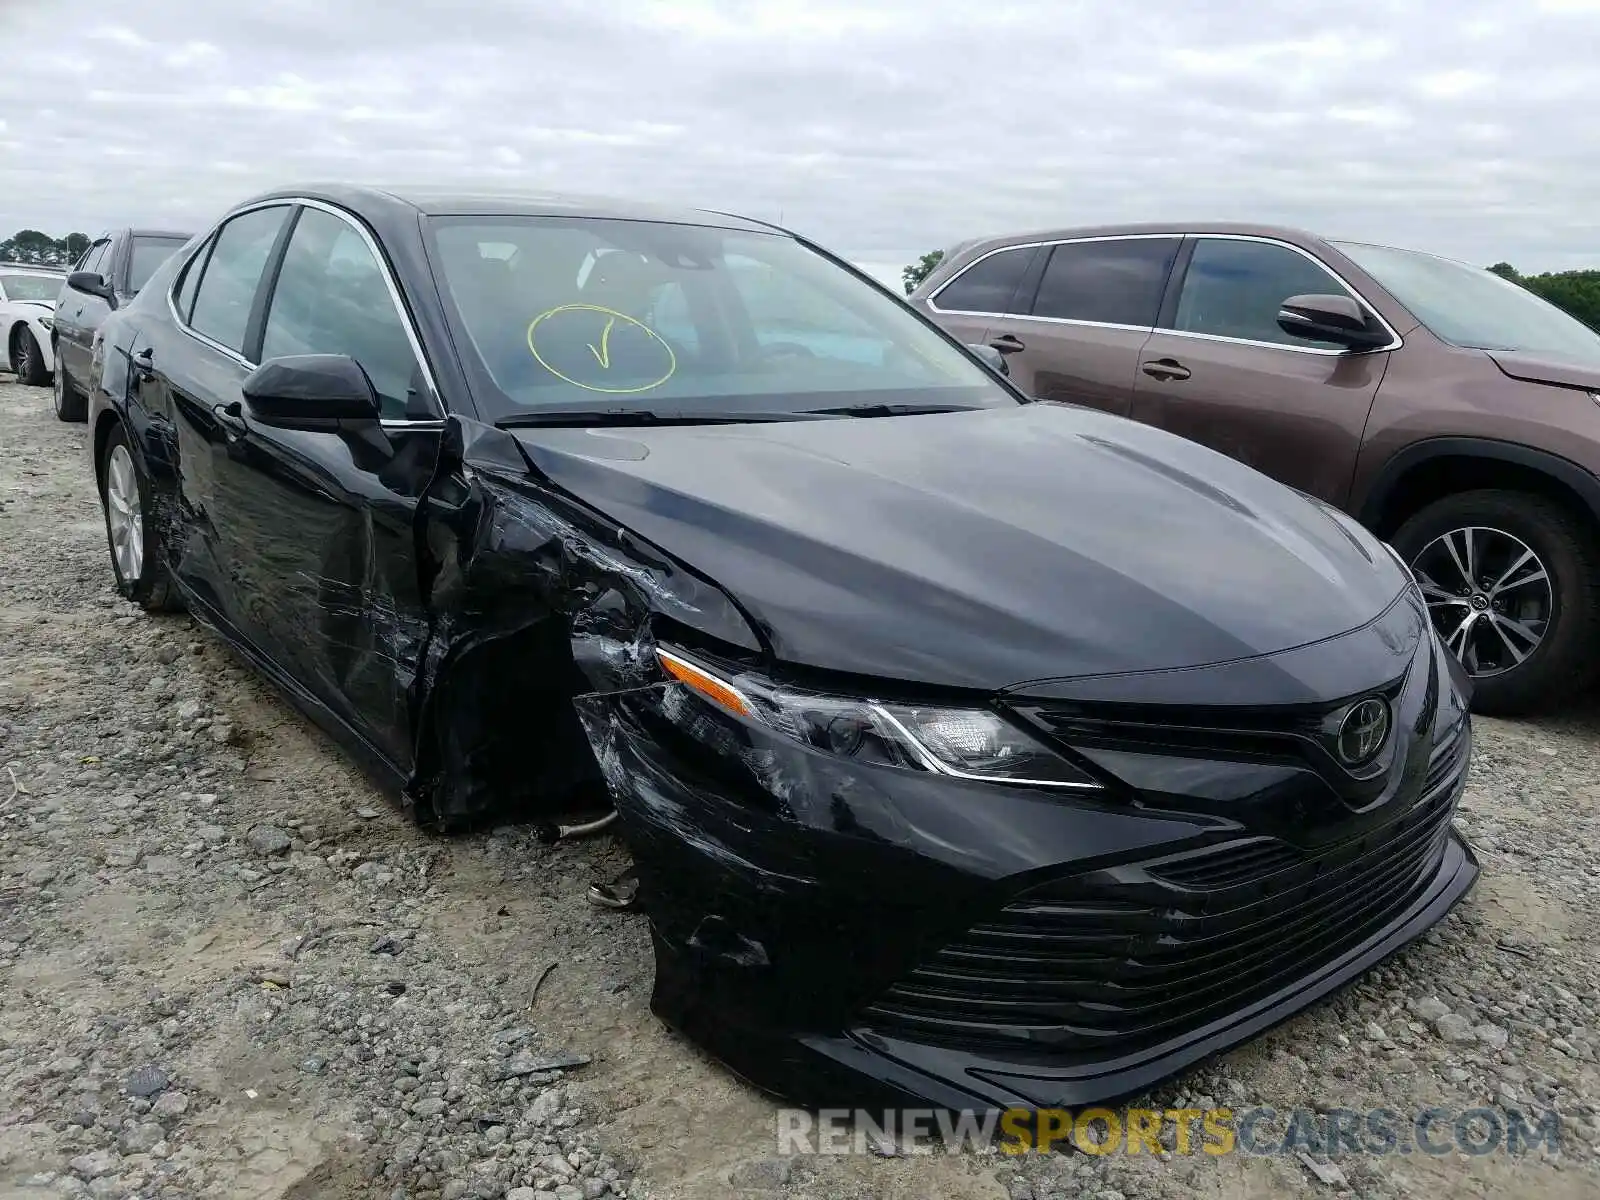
128;236;190;294
1030;238;1179;326
172;239;212;324
188;206;292;354
261;207;426;419
1173;238;1355;349
931;246;1037;315
81;241;111;277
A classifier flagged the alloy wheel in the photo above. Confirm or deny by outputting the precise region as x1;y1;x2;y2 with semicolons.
15;334;31;380
105;445;145;584
1412;525;1552;677
52;365;64;412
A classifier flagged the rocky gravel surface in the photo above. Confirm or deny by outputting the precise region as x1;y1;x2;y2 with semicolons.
2;375;1599;1200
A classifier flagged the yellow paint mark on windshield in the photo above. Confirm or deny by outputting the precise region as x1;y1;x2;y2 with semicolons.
527;304;676;394
588;315;617;368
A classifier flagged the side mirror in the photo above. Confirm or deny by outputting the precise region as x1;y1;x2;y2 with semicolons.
67;271;114;302
967;343;1010;377
241;354;382;427
1277;294;1390;350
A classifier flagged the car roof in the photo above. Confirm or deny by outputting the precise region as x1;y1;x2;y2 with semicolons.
969;220;1332;247
127;228;195;241
234;182;783;235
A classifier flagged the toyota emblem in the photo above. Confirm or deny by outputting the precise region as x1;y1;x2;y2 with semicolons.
1336;697;1391;767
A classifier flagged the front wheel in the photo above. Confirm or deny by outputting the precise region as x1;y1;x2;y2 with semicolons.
99;423;182;612
53;357;87;421
11;326;48;387
1392;489;1600;715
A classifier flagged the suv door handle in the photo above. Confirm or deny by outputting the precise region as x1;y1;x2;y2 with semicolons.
990;333;1026;354
1141;358;1191;381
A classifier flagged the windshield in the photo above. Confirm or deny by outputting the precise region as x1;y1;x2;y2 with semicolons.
127;236;190;294
424;215;1015;421
1336;240;1600;364
0;274;61;303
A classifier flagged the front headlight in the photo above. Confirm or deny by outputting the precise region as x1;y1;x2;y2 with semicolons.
656;647;1100;789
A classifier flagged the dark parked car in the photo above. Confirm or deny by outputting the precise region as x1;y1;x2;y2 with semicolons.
84;186;1475;1111
913;224;1600;714
53;227;192;421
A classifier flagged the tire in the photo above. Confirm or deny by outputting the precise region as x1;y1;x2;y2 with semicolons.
98;423;182;612
11;325;47;387
53;354;87;421
1392;489;1600;715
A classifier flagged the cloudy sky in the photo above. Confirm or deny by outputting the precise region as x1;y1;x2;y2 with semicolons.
3;0;1599;284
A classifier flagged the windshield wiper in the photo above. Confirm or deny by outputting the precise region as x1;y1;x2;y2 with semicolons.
803;402;981;418
494;408;830;430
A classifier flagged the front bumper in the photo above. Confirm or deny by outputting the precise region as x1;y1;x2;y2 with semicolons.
578;601;1478;1111
33;322;56;372
798;826;1476;1110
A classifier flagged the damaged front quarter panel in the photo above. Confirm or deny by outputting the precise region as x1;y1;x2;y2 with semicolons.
410;417;1016;1105
410;417;1183;1112
406;415;766;829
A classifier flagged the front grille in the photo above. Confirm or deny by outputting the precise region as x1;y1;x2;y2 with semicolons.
1425;716;1469;795
862;726;1470;1060
1148;839;1305;889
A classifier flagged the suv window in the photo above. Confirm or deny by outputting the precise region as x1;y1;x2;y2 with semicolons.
81;241;110;278
188;206;292;354
932;246;1036;314
1173;238;1354;349
261;207;425;419
1031;238;1179;326
128;236;190;294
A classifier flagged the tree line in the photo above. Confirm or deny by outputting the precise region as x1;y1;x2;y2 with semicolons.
1;229;91;267
900;248;1600;332
1487;263;1600;331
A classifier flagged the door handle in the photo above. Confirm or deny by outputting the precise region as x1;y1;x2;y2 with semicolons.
213;400;249;439
1141;358;1191;381
990;333;1026;354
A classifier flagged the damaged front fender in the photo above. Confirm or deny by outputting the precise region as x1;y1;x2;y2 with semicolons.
406;416;765;828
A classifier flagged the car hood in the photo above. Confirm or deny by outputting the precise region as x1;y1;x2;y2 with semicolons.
509;403;1408;692
1489;350;1600;391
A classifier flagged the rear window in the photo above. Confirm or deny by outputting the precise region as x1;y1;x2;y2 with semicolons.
1030;238;1179;327
931;246;1038;315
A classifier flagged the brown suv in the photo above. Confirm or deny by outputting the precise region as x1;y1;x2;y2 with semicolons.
912;223;1600;713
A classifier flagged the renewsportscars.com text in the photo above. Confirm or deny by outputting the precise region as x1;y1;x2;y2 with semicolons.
777;1106;1563;1157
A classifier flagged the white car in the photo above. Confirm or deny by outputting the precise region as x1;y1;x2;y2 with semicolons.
1;263;63;386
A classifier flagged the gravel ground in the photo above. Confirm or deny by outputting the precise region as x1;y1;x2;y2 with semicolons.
0;374;1597;1200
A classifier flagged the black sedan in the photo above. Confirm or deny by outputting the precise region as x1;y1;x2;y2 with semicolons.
84;184;1477;1112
